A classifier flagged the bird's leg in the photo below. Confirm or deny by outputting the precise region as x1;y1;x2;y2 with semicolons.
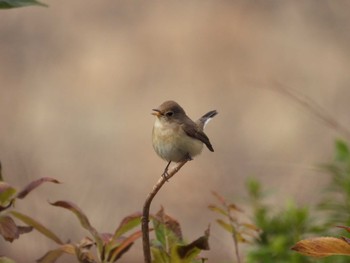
162;161;172;180
185;153;193;161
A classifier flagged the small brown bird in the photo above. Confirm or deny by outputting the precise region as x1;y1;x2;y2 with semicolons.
152;100;217;177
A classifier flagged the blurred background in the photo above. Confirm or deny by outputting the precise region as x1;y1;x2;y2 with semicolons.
1;1;350;262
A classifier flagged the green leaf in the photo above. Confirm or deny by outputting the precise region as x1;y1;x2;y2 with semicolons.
216;219;233;233
0;0;47;9
0;182;16;205
113;212;141;239
37;244;76;263
208;204;228;217
16;177;60;199
335;140;350;162
10;210;63;245
0;256;16;263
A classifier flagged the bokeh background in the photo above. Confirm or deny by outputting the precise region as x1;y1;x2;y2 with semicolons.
1;1;350;262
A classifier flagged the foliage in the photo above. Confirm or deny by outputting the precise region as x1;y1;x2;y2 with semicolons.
245;178;317;263
38;201;142;263
151;206;210;263
291;139;350;261
0;0;47;9
208;191;260;263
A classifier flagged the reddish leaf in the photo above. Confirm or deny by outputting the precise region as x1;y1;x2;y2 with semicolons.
16;177;60;199
337;225;350;233
108;230;142;262
211;191;226;206
155;206;182;240
10;210;63;245
50;201;103;253
292;237;350;257
113;212;142;239
0;215;19;242
37;244;76;263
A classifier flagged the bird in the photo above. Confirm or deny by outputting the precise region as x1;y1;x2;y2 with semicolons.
151;100;217;178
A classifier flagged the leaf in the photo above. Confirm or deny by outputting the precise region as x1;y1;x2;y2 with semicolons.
155;206;182;240
37;244;76;263
211;191;226;206
10;210;63;245
0;256;16;263
228;203;244;213
0;161;3;181
337;225;350;234
0;182;16;205
50;201;103;253
0;215;19;242
0;0;47;9
335;140;350;162
292;237;350;257
176;225;210;260
108;230;142;262
208;204;228;217
113;212;142;239
216;219;233;233
16;177;60;199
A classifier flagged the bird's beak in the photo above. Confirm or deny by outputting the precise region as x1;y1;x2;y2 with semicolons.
151;109;162;117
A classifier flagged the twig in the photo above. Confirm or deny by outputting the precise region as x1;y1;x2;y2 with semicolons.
270;82;350;139
142;160;188;263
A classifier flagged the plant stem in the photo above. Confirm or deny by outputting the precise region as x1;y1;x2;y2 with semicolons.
142;160;188;263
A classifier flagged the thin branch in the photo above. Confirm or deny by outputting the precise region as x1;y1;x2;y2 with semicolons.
142;160;188;263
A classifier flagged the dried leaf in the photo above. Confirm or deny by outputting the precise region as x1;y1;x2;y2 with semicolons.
37;244;75;263
50;200;103;252
113;211;141;239
0;215;19;242
108;230;142;262
177;225;210;258
228;203;244;213
155;206;182;239
16;177;60;199
292;237;350;257
10;210;63;245
337;225;350;233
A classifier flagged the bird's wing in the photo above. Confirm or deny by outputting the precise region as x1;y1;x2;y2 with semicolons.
182;120;214;152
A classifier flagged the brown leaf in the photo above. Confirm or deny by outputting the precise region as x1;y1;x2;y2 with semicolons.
50;200;103;253
0;215;19;242
155;206;182;240
177;225;210;258
108;230;142;262
337;225;350;233
16;177;60;199
37;244;76;263
292;237;350;258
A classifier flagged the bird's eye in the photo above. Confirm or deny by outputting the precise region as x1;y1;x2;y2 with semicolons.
165;111;174;117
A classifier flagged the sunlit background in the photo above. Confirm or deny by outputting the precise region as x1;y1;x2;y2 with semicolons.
1;1;350;262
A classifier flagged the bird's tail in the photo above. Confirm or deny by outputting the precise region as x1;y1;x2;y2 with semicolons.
197;110;218;130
